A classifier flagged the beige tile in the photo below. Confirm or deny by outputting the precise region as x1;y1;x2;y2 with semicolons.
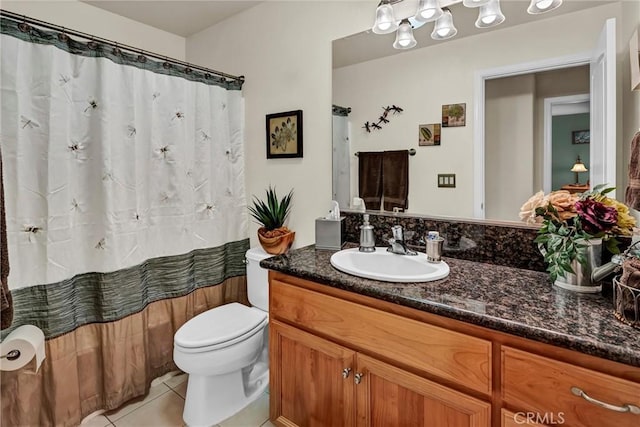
151;370;183;388
113;391;186;427
220;393;269;427
164;372;187;389
81;414;112;427
171;380;188;399
105;383;171;422
261;421;276;427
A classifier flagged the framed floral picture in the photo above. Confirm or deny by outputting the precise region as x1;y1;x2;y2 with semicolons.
266;110;303;158
441;103;466;127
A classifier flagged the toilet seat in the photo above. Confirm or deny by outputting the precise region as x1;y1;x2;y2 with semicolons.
174;303;268;353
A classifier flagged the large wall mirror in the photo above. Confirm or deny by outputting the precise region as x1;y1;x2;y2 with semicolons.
332;0;623;223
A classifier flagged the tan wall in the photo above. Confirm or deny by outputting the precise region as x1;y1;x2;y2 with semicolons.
485;75;535;221
1;0;186;59
186;1;376;248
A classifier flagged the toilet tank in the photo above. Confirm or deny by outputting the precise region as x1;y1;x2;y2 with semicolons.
246;247;271;312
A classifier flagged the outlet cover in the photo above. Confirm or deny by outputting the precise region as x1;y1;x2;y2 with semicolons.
438;174;456;188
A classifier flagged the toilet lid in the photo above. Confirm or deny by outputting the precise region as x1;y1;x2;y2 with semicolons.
174;303;267;349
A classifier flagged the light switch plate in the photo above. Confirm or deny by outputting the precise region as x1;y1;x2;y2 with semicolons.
438;174;456;188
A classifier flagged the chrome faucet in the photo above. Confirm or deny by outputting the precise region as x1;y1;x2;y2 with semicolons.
387;225;417;256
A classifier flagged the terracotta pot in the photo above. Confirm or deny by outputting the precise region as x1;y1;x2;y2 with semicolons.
257;229;295;255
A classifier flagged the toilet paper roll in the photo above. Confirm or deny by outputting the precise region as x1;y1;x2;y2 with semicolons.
0;325;46;372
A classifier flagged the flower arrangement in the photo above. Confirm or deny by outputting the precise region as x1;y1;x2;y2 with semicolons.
520;185;636;281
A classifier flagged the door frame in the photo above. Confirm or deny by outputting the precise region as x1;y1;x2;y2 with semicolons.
472;52;591;219
543;93;590;193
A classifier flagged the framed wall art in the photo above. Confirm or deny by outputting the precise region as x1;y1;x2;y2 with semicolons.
572;129;590;144
266;110;303;158
442;103;466;127
418;123;441;146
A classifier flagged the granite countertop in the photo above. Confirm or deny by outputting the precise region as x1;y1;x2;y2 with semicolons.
261;245;640;368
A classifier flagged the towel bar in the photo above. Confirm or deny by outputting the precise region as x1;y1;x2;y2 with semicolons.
355;149;416;156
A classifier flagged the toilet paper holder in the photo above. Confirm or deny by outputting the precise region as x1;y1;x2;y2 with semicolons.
1;349;21;361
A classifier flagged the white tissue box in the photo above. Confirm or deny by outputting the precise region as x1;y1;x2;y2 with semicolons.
315;217;346;250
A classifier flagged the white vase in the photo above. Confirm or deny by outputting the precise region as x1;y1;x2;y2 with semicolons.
552;238;603;293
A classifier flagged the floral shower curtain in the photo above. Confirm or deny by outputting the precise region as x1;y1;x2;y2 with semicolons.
0;17;249;426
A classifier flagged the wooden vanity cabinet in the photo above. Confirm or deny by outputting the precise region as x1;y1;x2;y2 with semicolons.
270;320;491;427
268;272;640;427
270;320;356;426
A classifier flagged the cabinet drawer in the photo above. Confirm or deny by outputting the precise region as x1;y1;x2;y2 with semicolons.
271;279;492;395
502;346;640;427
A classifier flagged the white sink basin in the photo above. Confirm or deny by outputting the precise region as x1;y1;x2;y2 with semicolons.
330;247;449;283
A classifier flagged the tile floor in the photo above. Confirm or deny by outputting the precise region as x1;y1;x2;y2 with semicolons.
81;372;275;427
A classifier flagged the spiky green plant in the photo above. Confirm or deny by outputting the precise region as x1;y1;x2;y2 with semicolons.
248;186;293;231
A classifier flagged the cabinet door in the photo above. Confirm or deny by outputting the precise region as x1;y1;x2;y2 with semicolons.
355;354;490;427
270;320;356;427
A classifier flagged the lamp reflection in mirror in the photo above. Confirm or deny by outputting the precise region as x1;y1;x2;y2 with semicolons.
475;0;505;28
394;19;418;49
372;0;398;34
527;0;563;14
432;8;457;40
571;155;588;185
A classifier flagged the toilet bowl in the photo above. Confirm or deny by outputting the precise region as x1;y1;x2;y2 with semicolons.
173;247;271;427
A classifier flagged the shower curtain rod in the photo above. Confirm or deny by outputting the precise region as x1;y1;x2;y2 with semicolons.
0;9;244;84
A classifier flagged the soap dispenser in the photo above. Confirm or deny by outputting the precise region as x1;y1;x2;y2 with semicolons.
359;214;375;253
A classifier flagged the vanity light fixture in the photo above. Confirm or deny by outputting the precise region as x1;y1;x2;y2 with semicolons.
371;0;563;49
475;0;505;28
527;0;563;14
394;19;418;49
431;8;457;40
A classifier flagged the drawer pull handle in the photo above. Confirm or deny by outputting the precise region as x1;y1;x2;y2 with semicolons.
354;373;364;385
342;368;351;379
571;387;640;414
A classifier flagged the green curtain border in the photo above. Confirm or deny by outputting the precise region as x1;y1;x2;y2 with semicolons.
1;239;249;340
0;17;243;91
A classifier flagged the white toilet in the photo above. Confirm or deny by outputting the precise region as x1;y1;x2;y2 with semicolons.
173;247;271;427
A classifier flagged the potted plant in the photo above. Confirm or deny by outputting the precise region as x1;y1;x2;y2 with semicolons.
519;185;636;292
249;186;295;255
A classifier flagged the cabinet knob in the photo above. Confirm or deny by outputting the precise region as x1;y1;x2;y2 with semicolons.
342;368;351;379
354;372;364;385
570;387;640;414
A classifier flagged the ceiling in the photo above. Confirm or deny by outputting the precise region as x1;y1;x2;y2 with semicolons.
333;0;614;68
83;1;261;37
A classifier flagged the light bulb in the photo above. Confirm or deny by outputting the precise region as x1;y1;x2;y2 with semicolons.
475;0;505;29
372;2;398;34
415;0;442;23
536;0;553;9
431;9;457;40
393;19;417;49
527;0;562;14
